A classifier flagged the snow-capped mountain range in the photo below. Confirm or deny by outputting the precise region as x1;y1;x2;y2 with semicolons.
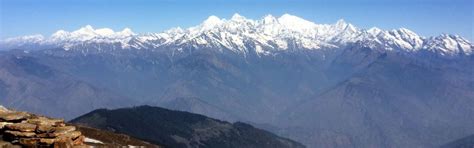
1;13;472;56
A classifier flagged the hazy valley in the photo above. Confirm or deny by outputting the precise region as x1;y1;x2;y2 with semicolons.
0;13;473;147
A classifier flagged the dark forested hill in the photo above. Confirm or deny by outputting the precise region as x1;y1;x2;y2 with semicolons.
70;105;305;148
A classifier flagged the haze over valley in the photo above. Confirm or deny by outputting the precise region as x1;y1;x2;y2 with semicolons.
1;0;473;147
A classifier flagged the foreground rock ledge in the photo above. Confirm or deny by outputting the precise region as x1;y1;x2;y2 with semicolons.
0;107;84;147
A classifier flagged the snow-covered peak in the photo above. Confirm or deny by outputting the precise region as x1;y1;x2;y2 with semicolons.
278;14;316;29
423;34;472;55
94;28;115;36
335;19;349;29
358;27;425;51
3;34;44;43
1;14;471;56
201;16;224;29
50;25;135;42
0;34;45;50
398;28;418;37
262;15;278;24
120;28;135;35
79;25;94;32
367;27;383;36
231;13;246;21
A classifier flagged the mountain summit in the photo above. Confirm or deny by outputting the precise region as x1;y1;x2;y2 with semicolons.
1;14;472;56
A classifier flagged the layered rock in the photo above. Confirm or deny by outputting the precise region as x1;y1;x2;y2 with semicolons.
0;107;84;147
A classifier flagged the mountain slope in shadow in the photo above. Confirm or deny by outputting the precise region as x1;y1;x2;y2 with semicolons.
71;105;305;148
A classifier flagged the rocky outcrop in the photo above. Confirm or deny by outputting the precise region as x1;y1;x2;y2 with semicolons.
0;106;84;147
0;105;161;147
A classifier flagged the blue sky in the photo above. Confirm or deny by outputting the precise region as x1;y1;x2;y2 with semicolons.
1;0;473;41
